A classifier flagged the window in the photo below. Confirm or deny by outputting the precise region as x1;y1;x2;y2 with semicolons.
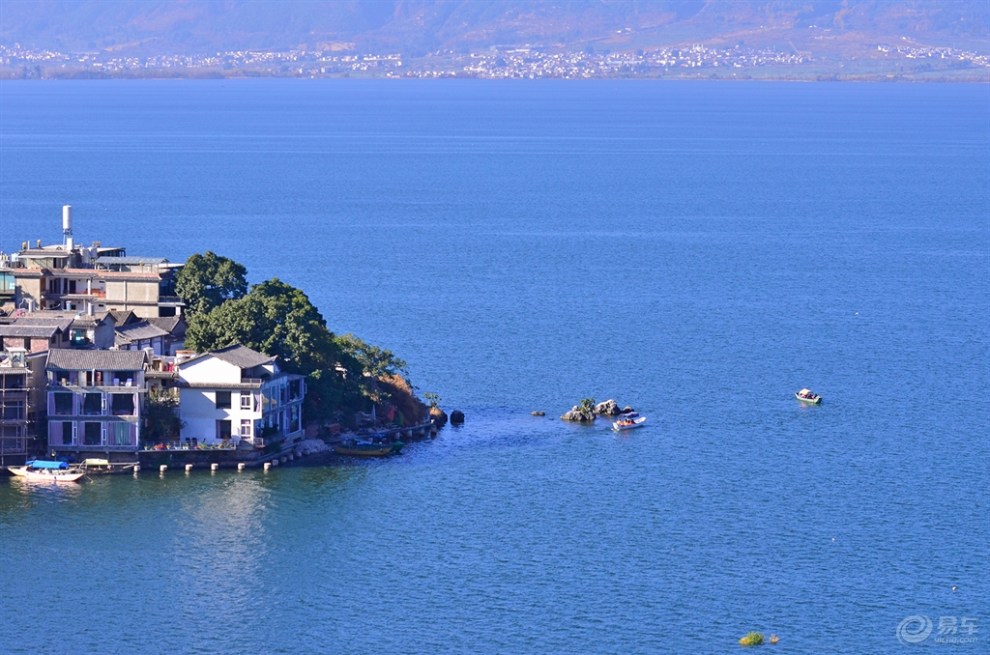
53;392;73;414
83;392;102;415
240;393;252;410
0;374;26;390
0;400;24;421
216;420;232;441
239;420;252;438
83;422;102;446
61;421;74;446
111;393;135;416
215;391;231;409
111;422;132;447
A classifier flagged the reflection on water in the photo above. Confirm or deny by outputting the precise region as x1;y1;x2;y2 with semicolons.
2;476;85;512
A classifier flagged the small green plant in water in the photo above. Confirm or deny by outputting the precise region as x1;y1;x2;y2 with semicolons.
578;397;597;414
739;632;765;647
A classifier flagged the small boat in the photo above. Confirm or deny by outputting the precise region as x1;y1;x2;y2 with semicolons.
8;459;86;483
333;439;404;458
795;388;822;404
79;458;138;475
612;412;647;431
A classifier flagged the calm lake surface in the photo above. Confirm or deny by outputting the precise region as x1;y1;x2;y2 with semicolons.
0;80;987;654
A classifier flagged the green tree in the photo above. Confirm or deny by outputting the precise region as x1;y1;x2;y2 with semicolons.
184;278;363;424
144;388;183;445
578;398;597;414
175;251;248;317
335;333;410;381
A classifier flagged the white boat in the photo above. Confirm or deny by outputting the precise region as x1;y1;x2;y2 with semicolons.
79;458;138;475
7;459;86;483
795;388;822;404
612;412;647;431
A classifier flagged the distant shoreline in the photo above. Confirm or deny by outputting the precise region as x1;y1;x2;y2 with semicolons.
1;72;986;83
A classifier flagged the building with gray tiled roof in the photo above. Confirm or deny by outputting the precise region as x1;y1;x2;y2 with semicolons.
177;344;305;450
45;348;149;458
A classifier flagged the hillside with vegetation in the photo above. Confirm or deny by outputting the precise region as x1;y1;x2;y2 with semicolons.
1;1;987;80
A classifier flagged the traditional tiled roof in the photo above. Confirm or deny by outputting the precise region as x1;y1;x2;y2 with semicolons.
8;316;74;332
115;321;170;341
0;324;61;338
110;310;138;326
147;316;185;335
13;311;114;329
212;344;275;369
46;348;147;371
180;344;274;370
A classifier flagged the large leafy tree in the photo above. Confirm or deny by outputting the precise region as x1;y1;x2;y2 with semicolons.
175;251;248;317
335;333;409;381
187;279;335;372
185;278;363;423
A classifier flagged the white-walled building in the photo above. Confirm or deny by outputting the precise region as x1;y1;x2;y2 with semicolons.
177;344;305;449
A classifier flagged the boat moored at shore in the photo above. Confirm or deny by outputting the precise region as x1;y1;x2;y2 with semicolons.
333;439;404;458
7;459;86;483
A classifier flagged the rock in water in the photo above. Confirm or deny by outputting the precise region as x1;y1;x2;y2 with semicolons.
561;406;596;422
450;410;465;425
594;399;621;416
430;406;448;428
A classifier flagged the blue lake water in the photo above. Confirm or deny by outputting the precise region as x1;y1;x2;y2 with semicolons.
0;80;988;653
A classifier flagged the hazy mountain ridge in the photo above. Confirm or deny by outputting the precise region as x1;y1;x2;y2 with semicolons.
2;0;987;57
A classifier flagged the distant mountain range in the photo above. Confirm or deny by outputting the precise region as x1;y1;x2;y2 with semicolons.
3;0;987;57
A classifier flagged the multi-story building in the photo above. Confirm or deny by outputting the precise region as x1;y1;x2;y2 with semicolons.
0;310;118;351
0;206;183;318
177;344;306;450
0;318;73;353
45;348;148;458
0;347;46;465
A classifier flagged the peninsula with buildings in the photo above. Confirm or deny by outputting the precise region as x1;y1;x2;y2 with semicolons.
0;206;435;472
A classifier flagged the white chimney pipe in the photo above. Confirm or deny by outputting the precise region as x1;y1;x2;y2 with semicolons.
62;205;74;251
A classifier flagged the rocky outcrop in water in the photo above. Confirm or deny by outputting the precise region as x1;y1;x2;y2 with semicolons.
561;406;596;422
561;398;635;422
594;399;621;416
595;399;635;416
450;410;465;425
430;405;448;428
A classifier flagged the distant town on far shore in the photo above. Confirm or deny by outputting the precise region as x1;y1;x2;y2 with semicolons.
1;0;987;82
2;42;987;82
